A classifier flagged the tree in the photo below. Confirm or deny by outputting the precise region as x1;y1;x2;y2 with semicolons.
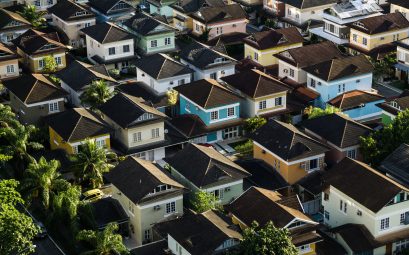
190;190;219;213
18;5;46;28
77;223;129;255
70;139;115;188
304;106;341;119
80;80;114;109
370;54;396;81
243;116;267;134
0;103;19;127
52;184;82;222
264;18;277;29
233;140;253;157
0;179;24;206
166;89;178;106
240;221;298;255
42;56;58;73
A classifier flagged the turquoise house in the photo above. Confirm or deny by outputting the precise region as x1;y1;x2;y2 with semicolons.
147;0;175;17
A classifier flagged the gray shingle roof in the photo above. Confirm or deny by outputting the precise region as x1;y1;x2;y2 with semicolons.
0;8;30;30
284;0;337;9
88;0;133;14
48;0;95;21
123;12;174;36
81;22;133;44
328;90;384;110
190;4;246;23
380;144;409;187
349;12;409;35
135;54;192;80
13;29;66;55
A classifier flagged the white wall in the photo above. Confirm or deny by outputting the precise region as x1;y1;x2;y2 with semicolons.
180;59;235;81
136;67;191;94
86;35;134;64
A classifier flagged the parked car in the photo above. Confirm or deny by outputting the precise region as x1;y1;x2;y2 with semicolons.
81;189;104;202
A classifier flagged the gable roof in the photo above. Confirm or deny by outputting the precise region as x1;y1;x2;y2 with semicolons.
380;144;409;187
284;0;337;9
48;0;95;21
302;113;372;148
105;156;184;204
243;27;303;50
81;22;133;44
175;79;240;109
251;120;329;162
135;54;192;80
221;69;289;99
13;29;66;55
172;0;225;14
190;4;246;24
123;12;174;36
0;42;19;61
328;90;384;110
0;8;30;30
349;13;409;35
324;158;409;213
88;0;133;15
331;224;381;252
165;143;250;188
376;91;409;116
303;55;373;82
3;74;67;105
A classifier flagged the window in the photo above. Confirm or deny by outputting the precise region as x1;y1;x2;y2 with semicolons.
85;22;91;27
165;37;171;45
347;149;356;159
166;201;176;214
108;47;115;55
324;192;329;201
73;145;79;154
254;52;258;61
185;102;190;112
150;40;157;48
39;59;45;68
55;56;61;65
49;102;59;112
123;45;130;53
144;229;150;241
34;0;40;6
362;37;367;46
324;210;330;220
195;24;200;31
216;27;223;35
96;139;105;148
298;244;311;253
339;200;347;213
353;34;357;42
275;97;282;106
289;69;295;77
224;126;239;139
309;159;318;170
178;79;185;85
227;107;235;117
212;189;224;200
133;132;142;142
210;111;219;120
259;100;267;110
6;65;14;73
210;72;217;79
380;218;389;230
47;0;53;5
401;212;409;225
151;128;160;138
310;79;316;88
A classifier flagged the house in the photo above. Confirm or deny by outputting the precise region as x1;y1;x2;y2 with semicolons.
98;92;169;160
122;12;176;55
174;79;243;143
225;186;322;254
275;41;343;85
380;144;409;187
135;54;193;95
395;38;409;83
13;29;67;73
48;0;96;48
250;120;329;184
25;0;57;12
390;0;409;21
154;210;242;255
221;69;290;118
302;113;372;166
376;90;409;125
322;157;409;255
3;74;67;125
55;59;117;106
0;8;31;44
294;170;325;216
47;108;111;154
88;0;135;22
303;54;374;108
148;0;176;18
179;40;236;81
0;42;20;80
327;90;385;122
243;27;303;67
81;22;136;71
348;12;409;57
105;156;185;246
263;0;285;17
310;0;382;45
190;4;247;40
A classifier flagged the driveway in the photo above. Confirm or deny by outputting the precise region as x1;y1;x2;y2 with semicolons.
33;237;65;255
373;82;401;99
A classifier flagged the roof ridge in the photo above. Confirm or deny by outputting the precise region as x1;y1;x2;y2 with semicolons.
253;73;262;98
24;78;40;104
102;23;113;43
340;119;349;148
156;57;168;79
203;82;214;108
66;113;83;142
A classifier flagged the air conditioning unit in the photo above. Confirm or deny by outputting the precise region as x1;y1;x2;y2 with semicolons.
283;69;288;73
317;82;321;85
224;187;231;192
154;205;161;211
164;129;169;134
357;210;362;216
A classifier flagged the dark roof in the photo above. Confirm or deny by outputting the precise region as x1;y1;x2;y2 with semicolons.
130;240;168;255
302;113;372;148
88;0;133;15
190;4;246;24
243;27;303;50
221;69;289;99
135;54;192;80
206;32;248;47
275;41;343;68
316;232;347;255
175;79;240;109
116;82;168;108
171;0;225;14
376;92;409;116
123;12;174;36
328;90;385;110
81;22;133;44
390;0;409;9
3;74;67;105
90;197;129;229
165;143;250;188
0;42;19;61
13;29;66;55
0;8;30;30
331;224;381;252
98;92;167;129
380;144;409;187
55;60;116;92
48;0;95;21
295;170;325;195
284;0;337;9
104;156;184;204
303;55;373;82
46;108;111;143
251;120;329;162
324;158;409;213
349;13;409;35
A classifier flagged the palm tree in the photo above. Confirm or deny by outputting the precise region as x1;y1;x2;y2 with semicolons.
0;103;19;127
77;223;129;255
18;5;46;28
70;139;115;189
52;184;82;222
80;80;114;109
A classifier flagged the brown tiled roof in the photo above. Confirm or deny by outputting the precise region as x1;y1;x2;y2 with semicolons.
331;224;381;252
48;0;95;21
190;4;246;24
285;0;337;9
328;90;384;110
0;9;30;30
349;13;409;35
13;29;66;55
0;42;19;61
243;27;303;50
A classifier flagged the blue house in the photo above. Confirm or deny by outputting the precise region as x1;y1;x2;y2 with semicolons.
171;79;243;143
88;0;135;22
304;55;374;108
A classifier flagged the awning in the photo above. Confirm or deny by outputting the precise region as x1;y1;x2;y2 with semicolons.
395;63;409;72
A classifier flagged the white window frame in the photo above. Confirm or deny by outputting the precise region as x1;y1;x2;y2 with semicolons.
227;107;235;117
108;47;115;55
165;37;171;45
210;111;218;121
165;201;176;214
151;128;160;139
150;40;158;48
49;102;59;113
259;100;267;110
133;132;142;142
380;217;389;230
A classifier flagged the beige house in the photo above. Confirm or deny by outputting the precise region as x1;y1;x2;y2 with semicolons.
0;9;31;45
391;0;409;21
0;43;20;80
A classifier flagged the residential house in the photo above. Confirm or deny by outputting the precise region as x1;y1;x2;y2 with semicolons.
302;113;372;166
165;143;250;205
122;12;176;55
380;144;409;187
190;4;247;39
390;0;409;21
3;74;67;124
174;79;243;143
221;69;290;118
135;54;192;95
377;90;409;125
47;108;111;154
327;90;385;121
13;29;67;73
105;156;185;246
98;92;169;160
250;120;329;184
225;187;322;254
348;12;409;57
322;157;409;255
48;0;96;48
148;0;176;18
56;59;117;106
81;22;136;71
310;0;383;45
179;40;236;81
0;8;31;44
0;42;20;80
26;0;57;12
275;41;343;85
88;0;135;22
243;27;303;67
303;54;374;108
263;0;285;17
294;170;325;216
395;37;409;83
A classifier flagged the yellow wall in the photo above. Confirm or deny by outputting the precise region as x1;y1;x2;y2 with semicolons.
172;9;193;30
350;28;409;51
244;42;302;66
17;47;67;73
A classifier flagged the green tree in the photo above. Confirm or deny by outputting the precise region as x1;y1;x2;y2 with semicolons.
18;5;46;28
0;103;19;127
264;18;276;29
190;190;219;213
166;89;178;106
52;184;82;222
240;221;298;255
42;56;58;73
370;54;396;81
77;223;129;255
80;80;114;109
71;139;115;188
0;179;24;206
243;116;267;134
304;106;341;119
234;140;253;157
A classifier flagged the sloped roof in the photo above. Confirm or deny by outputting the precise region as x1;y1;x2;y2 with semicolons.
243;27;303;50
0;8;30;29
328;90;384;110
331;224;381;252
13;29;66;55
349;12;409;35
284;0;337;9
135;54;192;80
123;12;174;36
88;0;133;14
190;4;246;23
390;0;409;9
171;0;225;14
81;22;133;44
380;144;409;187
0;42;19;61
48;0;95;21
